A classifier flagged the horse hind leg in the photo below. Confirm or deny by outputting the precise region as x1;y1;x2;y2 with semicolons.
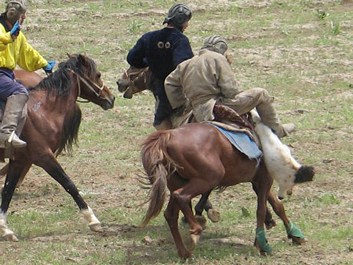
164;195;192;259
0;161;31;241
171;182;214;254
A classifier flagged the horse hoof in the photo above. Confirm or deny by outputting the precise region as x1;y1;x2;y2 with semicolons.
4;233;18;242
289;235;307;245
89;222;103;233
195;215;207;230
254;241;272;256
190;234;200;246
265;219;276;230
207;209;220;223
178;250;192;260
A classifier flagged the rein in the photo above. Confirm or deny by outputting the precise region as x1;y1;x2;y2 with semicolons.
69;69;105;103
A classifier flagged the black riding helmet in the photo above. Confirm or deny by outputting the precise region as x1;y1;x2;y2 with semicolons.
163;4;192;29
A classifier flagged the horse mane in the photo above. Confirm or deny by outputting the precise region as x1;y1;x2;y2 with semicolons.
55;105;82;156
31;54;96;155
34;54;98;96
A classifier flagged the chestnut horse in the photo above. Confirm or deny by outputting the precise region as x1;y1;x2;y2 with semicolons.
0;54;115;241
141;123;313;258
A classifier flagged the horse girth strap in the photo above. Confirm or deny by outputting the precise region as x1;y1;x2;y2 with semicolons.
68;69;105;100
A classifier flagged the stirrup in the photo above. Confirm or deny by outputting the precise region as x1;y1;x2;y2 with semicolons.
8;131;27;148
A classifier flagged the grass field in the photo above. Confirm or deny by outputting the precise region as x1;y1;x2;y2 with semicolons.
0;0;352;264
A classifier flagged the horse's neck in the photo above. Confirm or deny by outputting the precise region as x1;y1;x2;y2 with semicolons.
29;88;78;110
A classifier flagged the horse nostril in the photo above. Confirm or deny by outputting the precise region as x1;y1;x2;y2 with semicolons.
278;196;284;200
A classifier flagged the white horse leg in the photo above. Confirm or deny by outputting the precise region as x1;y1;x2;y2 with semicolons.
0;212;18;241
81;207;102;232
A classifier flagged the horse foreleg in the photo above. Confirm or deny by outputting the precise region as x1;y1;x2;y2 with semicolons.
164;196;191;259
81;207;102;232
254;191;272;254
251;182;276;230
251;172;273;255
267;191;306;245
0;161;31;241
39;158;102;232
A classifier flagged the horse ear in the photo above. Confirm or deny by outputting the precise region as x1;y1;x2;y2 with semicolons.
78;54;88;66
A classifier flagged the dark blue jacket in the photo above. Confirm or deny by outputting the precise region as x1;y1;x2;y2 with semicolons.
127;27;193;80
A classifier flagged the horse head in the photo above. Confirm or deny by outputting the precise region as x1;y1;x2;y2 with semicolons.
64;54;115;110
116;66;151;99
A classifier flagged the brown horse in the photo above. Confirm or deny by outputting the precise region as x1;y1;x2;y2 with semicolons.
0;54;115;241
116;66;277;224
141;123;313;259
117;66;152;99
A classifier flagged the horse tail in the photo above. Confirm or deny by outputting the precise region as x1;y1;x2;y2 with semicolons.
140;130;177;227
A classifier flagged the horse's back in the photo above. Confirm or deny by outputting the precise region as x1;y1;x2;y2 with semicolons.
163;123;259;185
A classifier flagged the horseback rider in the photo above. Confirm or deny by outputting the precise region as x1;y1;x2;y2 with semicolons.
126;3;193;130
165;35;295;138
0;0;55;148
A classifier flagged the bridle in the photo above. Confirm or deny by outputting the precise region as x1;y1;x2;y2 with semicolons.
69;69;105;103
124;67;149;92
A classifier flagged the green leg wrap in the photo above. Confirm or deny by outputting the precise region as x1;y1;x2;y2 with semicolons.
286;221;304;238
255;227;272;253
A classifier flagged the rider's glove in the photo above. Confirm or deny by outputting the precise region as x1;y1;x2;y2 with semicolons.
43;60;56;74
10;21;20;37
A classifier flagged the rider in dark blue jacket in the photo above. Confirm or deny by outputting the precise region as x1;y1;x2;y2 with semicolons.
127;4;193;130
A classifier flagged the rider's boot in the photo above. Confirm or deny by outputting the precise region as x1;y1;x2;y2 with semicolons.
257;102;295;138
0;94;28;148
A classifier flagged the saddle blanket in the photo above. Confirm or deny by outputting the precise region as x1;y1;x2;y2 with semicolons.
210;123;262;161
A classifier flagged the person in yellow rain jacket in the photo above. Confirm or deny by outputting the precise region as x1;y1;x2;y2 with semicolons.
0;0;55;148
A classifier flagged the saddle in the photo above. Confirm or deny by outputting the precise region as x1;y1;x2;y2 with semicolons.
212;104;258;143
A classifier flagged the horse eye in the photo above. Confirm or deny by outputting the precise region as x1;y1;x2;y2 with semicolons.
97;72;101;79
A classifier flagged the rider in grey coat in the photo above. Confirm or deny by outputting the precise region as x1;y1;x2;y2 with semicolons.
165;35;295;138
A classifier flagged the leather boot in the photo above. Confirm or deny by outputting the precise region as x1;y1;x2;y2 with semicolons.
256;101;294;138
0;94;29;148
